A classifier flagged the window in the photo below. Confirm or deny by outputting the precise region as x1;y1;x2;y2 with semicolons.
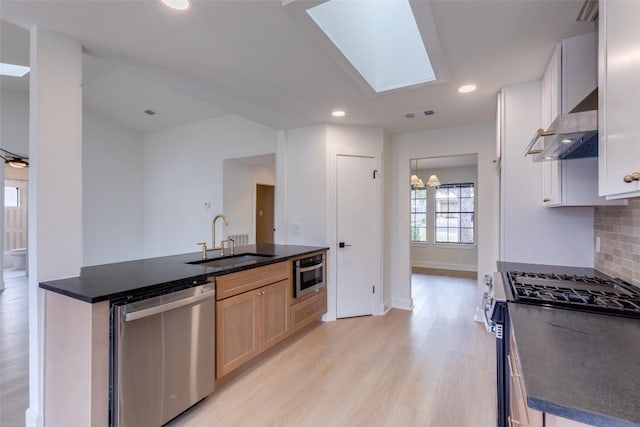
5;186;19;207
435;183;474;244
410;188;427;242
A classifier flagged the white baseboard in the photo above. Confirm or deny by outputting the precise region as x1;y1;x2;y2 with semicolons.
25;407;43;427
391;297;414;310
411;260;477;272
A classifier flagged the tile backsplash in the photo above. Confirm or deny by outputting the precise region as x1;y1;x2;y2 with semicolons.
594;198;640;286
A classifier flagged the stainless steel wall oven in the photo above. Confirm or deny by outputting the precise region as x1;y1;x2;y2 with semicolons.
294;253;325;299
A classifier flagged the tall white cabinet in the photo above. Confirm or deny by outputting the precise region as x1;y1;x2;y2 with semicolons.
598;0;640;199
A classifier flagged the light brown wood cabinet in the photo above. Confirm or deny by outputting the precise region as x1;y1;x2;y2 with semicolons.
291;288;326;334
216;262;291;379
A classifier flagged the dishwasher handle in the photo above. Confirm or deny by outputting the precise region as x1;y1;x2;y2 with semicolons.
123;285;215;322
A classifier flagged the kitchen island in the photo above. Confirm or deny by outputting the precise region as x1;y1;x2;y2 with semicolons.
39;244;328;427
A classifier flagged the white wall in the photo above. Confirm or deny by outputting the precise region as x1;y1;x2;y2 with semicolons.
389;123;499;312
0;89;29;155
223;158;275;244
143;114;278;257
500;81;594;266
411;164;478;272
283;125;327;246
83;110;144;266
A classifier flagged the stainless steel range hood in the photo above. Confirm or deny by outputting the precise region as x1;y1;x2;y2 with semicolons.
524;89;598;161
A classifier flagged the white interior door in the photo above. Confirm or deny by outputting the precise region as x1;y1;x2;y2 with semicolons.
336;155;375;318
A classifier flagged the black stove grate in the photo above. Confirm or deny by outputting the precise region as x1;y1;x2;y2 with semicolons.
506;271;640;319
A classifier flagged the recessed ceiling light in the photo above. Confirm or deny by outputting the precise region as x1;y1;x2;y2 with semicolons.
332;110;346;117
161;0;190;11
544;156;554;160
561;138;573;144
0;62;30;77
458;84;477;93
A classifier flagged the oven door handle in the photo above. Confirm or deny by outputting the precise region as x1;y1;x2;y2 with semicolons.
298;262;324;273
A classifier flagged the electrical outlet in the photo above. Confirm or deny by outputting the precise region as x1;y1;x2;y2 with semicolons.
204;202;211;209
292;223;300;234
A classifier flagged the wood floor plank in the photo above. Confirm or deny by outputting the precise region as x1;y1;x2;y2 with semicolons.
0;272;29;427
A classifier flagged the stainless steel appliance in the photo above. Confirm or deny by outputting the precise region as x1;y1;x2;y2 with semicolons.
294;253;325;299
482;273;508;427
112;280;215;427
485;268;640;427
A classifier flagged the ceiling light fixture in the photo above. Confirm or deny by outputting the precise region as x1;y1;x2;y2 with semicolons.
0;148;29;168
410;159;425;189
560;138;573;144
160;0;190;11
427;174;441;187
332;110;346;117
458;84;477;93
0;63;30;77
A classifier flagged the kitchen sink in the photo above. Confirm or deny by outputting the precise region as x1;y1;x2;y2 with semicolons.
187;253;275;268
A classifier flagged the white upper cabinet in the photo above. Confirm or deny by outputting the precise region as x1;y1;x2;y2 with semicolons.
539;31;624;207
598;0;640;199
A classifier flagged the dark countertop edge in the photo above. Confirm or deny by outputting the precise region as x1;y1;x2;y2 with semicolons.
528;397;640;427
39;245;329;304
39;273;211;304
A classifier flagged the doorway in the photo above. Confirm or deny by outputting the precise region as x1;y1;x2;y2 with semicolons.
336;154;375;318
409;154;478;300
4;177;28;279
255;184;274;244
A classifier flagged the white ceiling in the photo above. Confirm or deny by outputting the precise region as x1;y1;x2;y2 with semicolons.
0;0;595;134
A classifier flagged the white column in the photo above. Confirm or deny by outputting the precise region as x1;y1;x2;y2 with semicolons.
0;162;5;290
26;27;83;427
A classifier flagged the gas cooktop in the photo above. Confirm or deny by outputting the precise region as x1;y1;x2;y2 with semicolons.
506;271;640;319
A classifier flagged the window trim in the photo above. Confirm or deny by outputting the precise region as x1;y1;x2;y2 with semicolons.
410;187;428;243
433;182;475;245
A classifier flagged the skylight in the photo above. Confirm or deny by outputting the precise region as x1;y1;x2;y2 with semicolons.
307;0;436;93
0;63;30;77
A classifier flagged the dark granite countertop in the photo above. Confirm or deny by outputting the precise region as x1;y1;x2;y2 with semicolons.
40;244;328;304
501;262;640;427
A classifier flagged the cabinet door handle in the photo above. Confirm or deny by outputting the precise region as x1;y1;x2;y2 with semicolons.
623;172;640;183
543;198;550;203
508;416;521;426
507;354;521;378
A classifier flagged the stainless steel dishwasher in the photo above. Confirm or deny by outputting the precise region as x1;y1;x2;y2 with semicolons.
112;279;215;427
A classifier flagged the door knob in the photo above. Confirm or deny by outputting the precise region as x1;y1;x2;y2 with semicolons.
339;242;352;248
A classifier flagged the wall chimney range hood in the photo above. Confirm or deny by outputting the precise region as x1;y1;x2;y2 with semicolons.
524;88;598;162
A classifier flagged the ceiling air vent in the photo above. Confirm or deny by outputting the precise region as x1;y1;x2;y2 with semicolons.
405;110;435;119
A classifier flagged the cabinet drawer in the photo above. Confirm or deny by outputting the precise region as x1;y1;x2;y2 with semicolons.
216;261;290;300
291;288;326;334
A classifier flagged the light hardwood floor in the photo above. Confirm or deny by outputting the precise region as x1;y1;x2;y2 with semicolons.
170;273;496;427
0;273;496;427
0;271;29;427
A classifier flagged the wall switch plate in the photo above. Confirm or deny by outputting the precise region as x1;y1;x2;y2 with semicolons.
595;236;601;253
204;202;211;209
292;223;300;234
